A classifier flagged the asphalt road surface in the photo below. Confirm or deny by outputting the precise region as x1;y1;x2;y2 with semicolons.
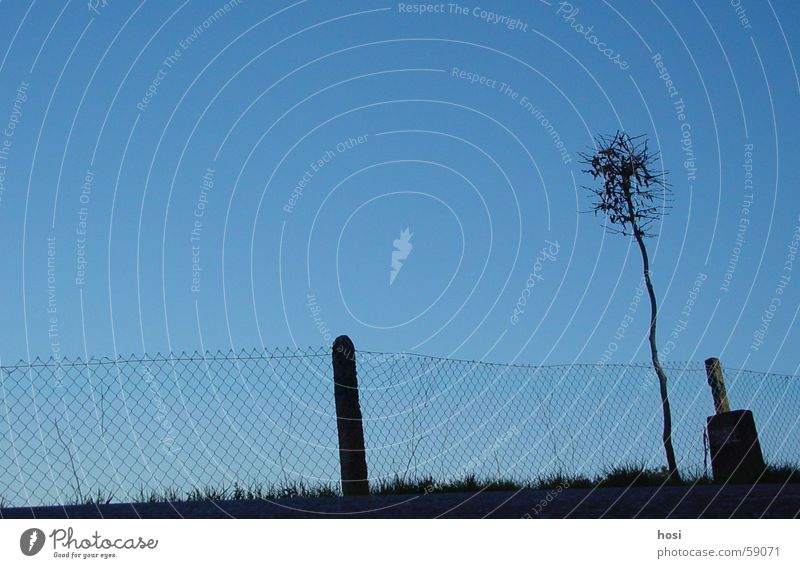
2;484;798;519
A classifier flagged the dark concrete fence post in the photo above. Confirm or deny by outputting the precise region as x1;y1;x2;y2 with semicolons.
704;356;766;484
332;335;369;496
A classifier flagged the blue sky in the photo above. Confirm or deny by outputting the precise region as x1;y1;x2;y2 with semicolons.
0;0;799;375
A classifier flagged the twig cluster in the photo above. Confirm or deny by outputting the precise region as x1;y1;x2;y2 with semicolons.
579;131;671;237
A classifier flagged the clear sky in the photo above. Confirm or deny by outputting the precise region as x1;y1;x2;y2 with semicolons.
0;0;799;376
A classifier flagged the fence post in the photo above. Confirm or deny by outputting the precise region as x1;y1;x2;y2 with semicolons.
332;335;369;496
703;356;766;483
704;357;731;414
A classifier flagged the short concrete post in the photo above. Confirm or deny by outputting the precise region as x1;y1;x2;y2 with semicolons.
332;335;369;496
703;356;766;484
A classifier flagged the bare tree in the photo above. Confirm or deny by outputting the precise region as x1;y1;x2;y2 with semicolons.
580;131;679;479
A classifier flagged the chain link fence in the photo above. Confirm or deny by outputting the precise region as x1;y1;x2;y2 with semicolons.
1;346;798;507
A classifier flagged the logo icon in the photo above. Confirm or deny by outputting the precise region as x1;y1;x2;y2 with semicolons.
390;227;413;285
20;528;45;556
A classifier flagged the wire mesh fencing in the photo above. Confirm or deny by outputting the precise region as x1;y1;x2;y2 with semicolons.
0;346;798;507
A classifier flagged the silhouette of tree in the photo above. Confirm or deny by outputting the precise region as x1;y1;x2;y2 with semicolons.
580;131;679;479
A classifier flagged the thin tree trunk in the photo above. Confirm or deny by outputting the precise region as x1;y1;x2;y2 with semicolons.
623;178;680;479
633;229;679;478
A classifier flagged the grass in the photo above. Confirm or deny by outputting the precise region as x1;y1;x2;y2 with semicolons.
595;463;685;488
68;489;116;506
371;461;799;496
758;462;800;485
7;462;798;508
130;480;337;505
374;474;522;495
532;472;594;490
